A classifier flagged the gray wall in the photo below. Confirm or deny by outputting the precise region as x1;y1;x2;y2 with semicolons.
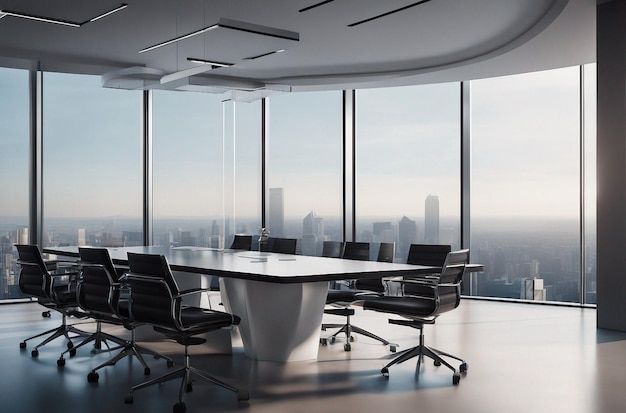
597;0;626;330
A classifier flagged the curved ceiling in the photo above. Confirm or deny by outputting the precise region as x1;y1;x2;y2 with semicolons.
0;0;595;95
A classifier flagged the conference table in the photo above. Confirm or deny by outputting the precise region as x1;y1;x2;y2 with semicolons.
43;245;480;362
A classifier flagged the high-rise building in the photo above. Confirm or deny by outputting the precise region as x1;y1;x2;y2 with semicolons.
398;216;417;263
269;188;285;237
77;228;86;246
16;226;28;245
302;211;324;256
372;221;394;243
424;195;440;244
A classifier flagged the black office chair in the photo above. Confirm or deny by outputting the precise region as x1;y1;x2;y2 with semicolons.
321;240;343;258
322;242;393;351
123;252;249;413
56;247;129;367
354;242;396;293
268;237;297;254
64;247;174;382
407;243;451;266
16;244;88;357
376;242;395;263
361;249;470;385
229;234;252;250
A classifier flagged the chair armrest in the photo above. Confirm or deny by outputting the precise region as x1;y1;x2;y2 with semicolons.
175;287;213;299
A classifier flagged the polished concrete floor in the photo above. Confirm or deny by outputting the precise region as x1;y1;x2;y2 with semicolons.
1;299;626;413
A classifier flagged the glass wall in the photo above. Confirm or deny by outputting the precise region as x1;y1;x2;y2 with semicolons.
152;90;225;248
470;67;582;303
42;73;143;248
355;84;461;262
0;68;29;299
4;63;597;305
266;91;343;256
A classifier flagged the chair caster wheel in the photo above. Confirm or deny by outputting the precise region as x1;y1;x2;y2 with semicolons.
144;367;151;375
349;335;355;342
390;345;397;352
42;311;51;318
19;342;27;349
186;383;193;392
124;394;133;404
87;372;99;383
167;360;175;368
67;341;73;349
320;338;328;346
381;367;389;378
69;348;77;357
344;343;351;351
31;349;39;358
237;389;250;401
460;362;468;373
173;401;186;413
434;360;442;366
453;373;461;385
329;337;336;344
57;357;65;367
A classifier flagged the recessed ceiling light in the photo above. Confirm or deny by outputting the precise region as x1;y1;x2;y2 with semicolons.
139;18;298;54
0;4;128;27
348;0;432;27
186;58;234;68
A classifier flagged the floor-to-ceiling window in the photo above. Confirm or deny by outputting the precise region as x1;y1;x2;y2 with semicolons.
266;91;343;256
0;67;29;299
583;63;597;304
470;66;583;303
42;73;142;248
355;84;461;262
152;90;225;248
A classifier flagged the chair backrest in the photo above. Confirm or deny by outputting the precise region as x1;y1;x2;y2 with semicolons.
126;253;180;329
342;242;370;261
322;241;343;258
439;249;470;285
377;242;395;263
401;249;469;316
15;244;50;299
406;244;451;266
79;247;121;282
229;234;252;250
77;247;119;316
269;237;297;254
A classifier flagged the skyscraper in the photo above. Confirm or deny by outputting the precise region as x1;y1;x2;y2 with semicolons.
269;188;285;237
398;215;417;262
302;211;324;256
424;195;440;244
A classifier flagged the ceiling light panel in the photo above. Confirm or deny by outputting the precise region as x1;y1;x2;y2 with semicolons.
139;18;298;70
0;2;127;27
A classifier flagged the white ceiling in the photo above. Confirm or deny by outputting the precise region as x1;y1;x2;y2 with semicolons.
0;0;596;94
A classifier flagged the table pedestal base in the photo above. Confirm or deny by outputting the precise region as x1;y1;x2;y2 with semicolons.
221;278;329;362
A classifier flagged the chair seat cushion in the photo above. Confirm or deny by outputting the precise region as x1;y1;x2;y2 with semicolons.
326;289;358;303
363;296;437;318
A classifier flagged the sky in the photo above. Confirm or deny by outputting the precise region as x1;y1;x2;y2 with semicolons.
0;64;596;223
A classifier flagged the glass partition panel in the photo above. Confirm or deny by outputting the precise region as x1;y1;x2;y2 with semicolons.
0;67;29;299
43;73;142;248
470;67;582;303
152;90;224;248
355;84;461;262
266;91;343;256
